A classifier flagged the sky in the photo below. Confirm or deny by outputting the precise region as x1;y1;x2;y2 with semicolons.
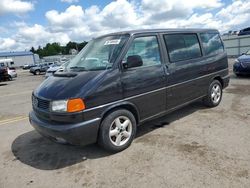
0;0;249;52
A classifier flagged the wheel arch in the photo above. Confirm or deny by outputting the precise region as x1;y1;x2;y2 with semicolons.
212;75;223;88
100;101;140;125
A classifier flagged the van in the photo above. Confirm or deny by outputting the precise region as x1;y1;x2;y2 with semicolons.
29;29;229;152
0;59;14;67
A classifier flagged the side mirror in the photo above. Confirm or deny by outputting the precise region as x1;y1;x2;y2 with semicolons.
123;55;143;69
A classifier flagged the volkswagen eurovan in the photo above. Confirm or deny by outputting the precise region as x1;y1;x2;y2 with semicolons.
29;29;229;152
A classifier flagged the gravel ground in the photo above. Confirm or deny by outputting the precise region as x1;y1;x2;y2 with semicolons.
0;59;249;188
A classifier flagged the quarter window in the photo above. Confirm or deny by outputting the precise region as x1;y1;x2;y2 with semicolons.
200;33;224;56
164;34;202;62
125;36;161;67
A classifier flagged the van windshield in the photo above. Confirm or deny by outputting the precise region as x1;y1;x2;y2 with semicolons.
66;34;129;71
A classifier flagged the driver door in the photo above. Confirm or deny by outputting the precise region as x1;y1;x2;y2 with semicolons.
121;35;167;121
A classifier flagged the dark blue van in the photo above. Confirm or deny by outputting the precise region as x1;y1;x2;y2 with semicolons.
29;29;229;152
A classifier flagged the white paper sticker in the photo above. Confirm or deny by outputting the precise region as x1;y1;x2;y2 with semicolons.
104;39;121;45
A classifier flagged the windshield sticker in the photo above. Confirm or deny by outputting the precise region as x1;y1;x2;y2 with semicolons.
104;39;121;45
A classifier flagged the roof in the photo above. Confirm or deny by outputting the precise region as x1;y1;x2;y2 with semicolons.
100;28;219;38
0;51;33;57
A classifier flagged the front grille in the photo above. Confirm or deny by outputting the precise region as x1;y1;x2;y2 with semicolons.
32;95;50;110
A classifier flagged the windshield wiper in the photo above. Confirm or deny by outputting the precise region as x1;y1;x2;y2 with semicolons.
69;66;87;71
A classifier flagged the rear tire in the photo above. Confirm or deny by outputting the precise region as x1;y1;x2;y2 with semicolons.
203;80;222;107
98;109;137;152
8;75;12;81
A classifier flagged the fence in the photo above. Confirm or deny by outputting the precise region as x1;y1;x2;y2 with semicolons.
222;35;250;57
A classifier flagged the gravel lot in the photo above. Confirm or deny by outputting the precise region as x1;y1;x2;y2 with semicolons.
0;59;249;188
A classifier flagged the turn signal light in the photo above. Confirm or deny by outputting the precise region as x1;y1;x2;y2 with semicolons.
67;98;86;112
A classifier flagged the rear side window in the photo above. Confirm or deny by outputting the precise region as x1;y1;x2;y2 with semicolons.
164;34;202;62
200;33;224;56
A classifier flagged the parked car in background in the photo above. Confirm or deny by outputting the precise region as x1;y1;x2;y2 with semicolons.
30;64;50;75
29;29;229;152
7;67;17;80
23;64;37;70
233;50;250;76
30;62;57;75
0;65;8;82
238;27;250;36
45;62;68;78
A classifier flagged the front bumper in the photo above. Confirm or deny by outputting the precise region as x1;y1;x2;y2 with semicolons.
233;62;250;75
29;111;101;146
10;73;17;78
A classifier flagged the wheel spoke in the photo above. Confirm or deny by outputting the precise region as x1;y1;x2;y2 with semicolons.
115;118;122;129
123;131;130;138
211;92;216;98
122;120;130;129
110;128;119;137
216;95;220;100
115;134;122;145
215;86;220;93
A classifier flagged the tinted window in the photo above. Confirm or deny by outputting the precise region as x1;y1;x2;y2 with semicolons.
125;36;161;67
200;33;224;56
164;34;202;62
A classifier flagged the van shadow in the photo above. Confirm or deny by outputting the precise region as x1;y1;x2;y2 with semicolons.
11;101;206;170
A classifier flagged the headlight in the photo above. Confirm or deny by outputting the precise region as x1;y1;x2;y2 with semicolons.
51;98;86;112
52;100;68;112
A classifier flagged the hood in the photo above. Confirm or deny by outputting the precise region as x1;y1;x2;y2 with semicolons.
34;70;107;100
238;54;250;63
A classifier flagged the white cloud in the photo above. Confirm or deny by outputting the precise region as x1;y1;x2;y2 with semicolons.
0;24;70;51
61;0;79;3
1;0;250;51
45;5;84;30
0;0;34;15
17;24;70;47
100;0;139;28
215;0;250;31
0;38;16;51
140;0;223;24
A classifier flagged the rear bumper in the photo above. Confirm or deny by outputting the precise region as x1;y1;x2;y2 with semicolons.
29;111;101;146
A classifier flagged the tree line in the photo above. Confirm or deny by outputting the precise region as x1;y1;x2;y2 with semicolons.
30;41;88;57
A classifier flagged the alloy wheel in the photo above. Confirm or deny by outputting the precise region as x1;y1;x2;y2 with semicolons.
109;116;132;146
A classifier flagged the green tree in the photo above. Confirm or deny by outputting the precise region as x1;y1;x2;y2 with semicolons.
30;41;88;58
30;47;35;53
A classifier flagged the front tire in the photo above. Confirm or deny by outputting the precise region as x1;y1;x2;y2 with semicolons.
203;80;222;107
35;70;40;75
98;109;137;152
